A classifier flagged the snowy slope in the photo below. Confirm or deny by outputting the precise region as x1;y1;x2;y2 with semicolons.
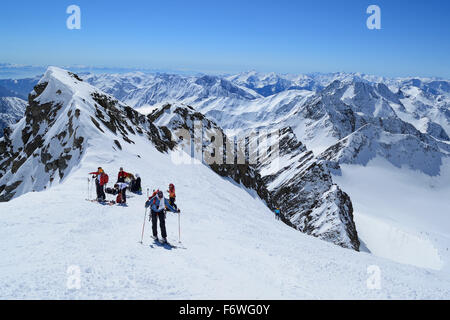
1;128;450;299
333;157;450;271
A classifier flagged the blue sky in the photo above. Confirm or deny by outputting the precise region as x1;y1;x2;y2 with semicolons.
0;0;449;77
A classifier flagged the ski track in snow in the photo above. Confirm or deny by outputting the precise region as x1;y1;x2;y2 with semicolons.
1;141;450;299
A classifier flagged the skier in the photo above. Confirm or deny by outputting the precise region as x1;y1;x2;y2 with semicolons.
135;174;142;193
274;208;281;220
114;182;128;204
145;190;180;243
130;173;142;194
117;167;129;183
167;183;177;209
89;167;109;202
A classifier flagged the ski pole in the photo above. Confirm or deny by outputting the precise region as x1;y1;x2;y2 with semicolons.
90;177;94;200
146;188;149;198
178;210;181;243
140;207;147;244
87;178;90;200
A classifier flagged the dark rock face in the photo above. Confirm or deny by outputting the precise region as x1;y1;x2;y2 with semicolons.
253;127;359;250
90;93;175;153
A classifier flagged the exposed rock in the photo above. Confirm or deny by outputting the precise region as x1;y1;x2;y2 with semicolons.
114;140;122;150
253;127;359;250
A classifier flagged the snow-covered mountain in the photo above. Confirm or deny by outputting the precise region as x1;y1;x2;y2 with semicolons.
224;71;393;97
84;73;261;110
0;97;27;138
225;71;318;96
0;68;175;202
253;127;359;250
394;79;450;139
290;80;449;175
82;72;450;153
1;67;450;299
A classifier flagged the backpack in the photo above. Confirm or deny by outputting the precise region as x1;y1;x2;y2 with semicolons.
100;173;109;186
168;184;176;198
150;190;159;199
105;187;117;195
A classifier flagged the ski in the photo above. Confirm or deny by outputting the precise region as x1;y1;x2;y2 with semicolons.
154;239;177;249
116;203;128;207
85;199;115;206
150;238;185;249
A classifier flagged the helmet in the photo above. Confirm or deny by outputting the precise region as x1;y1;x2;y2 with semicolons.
169;183;174;189
157;191;163;198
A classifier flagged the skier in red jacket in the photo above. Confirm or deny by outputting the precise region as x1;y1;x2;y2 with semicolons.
117;167;129;183
89;167;109;202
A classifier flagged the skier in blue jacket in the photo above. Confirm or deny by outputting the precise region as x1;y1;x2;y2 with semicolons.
145;190;180;243
274;208;281;220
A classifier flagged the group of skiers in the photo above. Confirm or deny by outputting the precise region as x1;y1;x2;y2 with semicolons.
89;167;142;204
89;167;181;244
88;165;282;244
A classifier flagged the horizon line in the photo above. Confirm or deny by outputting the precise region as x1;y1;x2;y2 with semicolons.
0;62;448;81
